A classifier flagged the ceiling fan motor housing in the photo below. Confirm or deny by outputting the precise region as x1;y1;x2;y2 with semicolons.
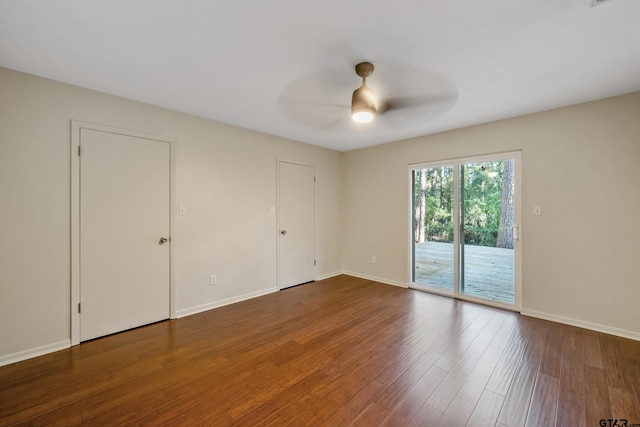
351;85;377;122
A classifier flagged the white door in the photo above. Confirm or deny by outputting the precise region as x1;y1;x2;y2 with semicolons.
79;128;170;341
278;161;315;289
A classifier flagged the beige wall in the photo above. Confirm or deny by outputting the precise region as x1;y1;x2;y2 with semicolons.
343;92;640;338
0;67;342;361
1;65;639;363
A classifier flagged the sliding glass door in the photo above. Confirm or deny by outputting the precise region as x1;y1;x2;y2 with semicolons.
412;165;455;291
459;160;516;304
411;153;520;307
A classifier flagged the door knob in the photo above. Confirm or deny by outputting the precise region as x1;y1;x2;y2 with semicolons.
280;230;287;235
159;236;169;245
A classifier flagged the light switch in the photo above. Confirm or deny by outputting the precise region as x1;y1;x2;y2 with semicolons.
533;205;541;216
270;206;276;214
179;204;187;216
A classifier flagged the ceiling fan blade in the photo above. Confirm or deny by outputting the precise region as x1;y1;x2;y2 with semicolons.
382;93;458;112
279;96;350;128
277;65;356;129
278;97;348;109
376;91;459;128
319;116;351;130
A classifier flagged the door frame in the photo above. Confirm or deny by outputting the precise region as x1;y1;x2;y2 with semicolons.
276;159;317;290
407;150;522;311
70;120;176;346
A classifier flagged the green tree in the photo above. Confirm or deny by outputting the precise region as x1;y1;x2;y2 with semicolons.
497;159;515;249
414;161;512;248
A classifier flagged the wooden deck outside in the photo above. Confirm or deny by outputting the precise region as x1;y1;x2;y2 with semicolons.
414;241;514;304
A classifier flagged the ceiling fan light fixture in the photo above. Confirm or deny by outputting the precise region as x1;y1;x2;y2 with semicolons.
351;85;376;123
352;110;374;123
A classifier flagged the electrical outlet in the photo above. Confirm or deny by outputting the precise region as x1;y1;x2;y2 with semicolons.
210;275;217;286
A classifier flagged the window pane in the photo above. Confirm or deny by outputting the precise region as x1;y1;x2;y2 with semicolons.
413;166;454;291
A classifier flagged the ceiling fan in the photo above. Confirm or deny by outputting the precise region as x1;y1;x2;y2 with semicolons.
351;61;461;125
279;61;458;130
351;62;378;123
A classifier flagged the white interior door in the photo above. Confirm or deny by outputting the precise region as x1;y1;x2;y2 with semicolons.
79;128;170;341
278;161;315;289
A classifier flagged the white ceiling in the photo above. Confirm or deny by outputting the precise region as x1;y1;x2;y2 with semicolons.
1;0;639;152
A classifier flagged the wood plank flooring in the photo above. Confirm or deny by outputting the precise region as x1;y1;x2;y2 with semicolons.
1;275;639;426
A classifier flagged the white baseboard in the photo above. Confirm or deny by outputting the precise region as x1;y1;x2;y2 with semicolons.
339;271;639;342
7;286;635;368
315;271;343;281
175;287;279;318
521;309;640;341
341;270;408;288
0;340;71;367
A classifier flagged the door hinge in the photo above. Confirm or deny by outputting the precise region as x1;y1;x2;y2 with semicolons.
314;259;316;266
78;302;81;313
314;176;316;183
77;145;82;156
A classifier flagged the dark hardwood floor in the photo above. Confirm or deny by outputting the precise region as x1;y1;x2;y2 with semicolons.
1;275;639;426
